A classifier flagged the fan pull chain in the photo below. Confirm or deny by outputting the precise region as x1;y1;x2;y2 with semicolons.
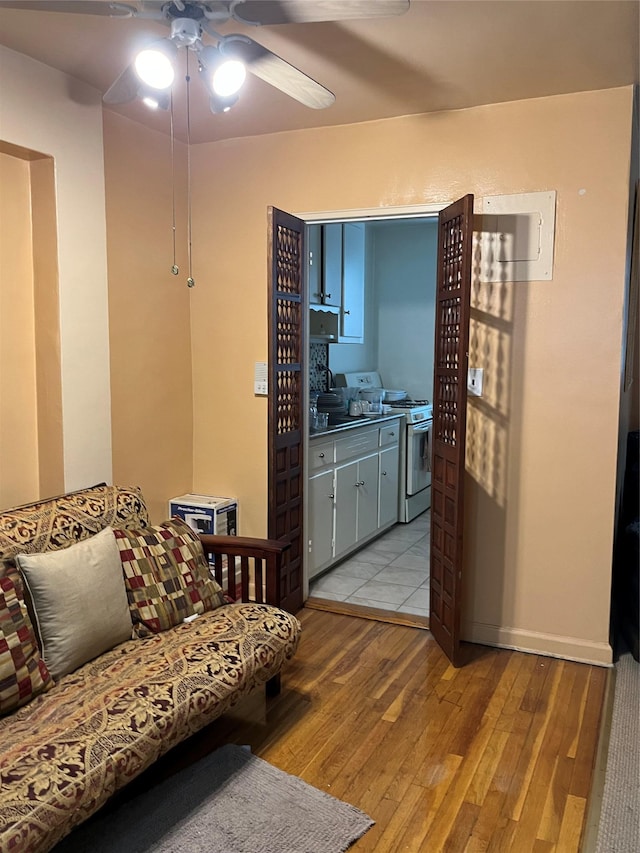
170;91;179;276
185;51;195;288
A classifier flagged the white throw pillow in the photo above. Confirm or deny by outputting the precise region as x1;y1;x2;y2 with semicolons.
16;527;133;680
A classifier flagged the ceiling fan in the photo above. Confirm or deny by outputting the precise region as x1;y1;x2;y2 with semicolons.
1;1;411;113
1;1;411;289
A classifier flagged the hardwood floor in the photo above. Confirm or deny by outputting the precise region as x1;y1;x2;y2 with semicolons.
189;607;607;852
118;607;607;852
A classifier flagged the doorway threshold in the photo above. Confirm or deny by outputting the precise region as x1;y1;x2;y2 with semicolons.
305;596;429;630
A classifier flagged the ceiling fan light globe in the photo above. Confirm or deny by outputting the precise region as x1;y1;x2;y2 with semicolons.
134;48;175;90
210;92;239;114
212;60;246;97
139;88;170;111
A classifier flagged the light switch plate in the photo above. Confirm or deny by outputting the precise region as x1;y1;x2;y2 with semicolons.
467;368;484;397
254;362;268;396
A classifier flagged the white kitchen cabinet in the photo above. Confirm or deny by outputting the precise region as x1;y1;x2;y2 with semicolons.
334;453;378;559
378;444;400;528
335;427;378;463
308;469;335;578
322;223;343;308
308;223;365;343
307;417;401;580
307;224;323;305
333;460;358;558
356;453;380;541
309;439;334;471
340;221;365;343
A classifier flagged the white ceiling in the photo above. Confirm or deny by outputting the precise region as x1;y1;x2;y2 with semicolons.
0;0;638;145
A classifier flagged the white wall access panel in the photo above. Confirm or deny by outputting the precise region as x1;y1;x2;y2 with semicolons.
479;191;556;282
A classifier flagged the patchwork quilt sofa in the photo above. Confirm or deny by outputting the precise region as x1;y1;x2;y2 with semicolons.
0;484;301;852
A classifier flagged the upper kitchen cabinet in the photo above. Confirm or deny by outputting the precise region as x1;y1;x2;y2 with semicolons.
308;224;324;306
308;223;341;308
308;222;365;344
340;222;365;343
322;223;343;309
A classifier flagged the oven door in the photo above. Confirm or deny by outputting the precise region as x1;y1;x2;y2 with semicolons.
406;419;432;495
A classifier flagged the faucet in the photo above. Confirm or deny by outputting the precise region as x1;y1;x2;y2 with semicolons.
322;366;334;392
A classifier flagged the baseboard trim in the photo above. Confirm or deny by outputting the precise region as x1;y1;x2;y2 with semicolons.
464;620;613;666
305;597;429;630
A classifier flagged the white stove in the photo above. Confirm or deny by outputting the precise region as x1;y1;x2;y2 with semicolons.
333;372;433;522
386;400;433;424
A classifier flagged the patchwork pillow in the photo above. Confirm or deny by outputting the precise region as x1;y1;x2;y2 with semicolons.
16;527;133;681
114;517;225;637
0;565;53;715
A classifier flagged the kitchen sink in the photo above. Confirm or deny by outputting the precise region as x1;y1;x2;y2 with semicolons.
327;413;371;426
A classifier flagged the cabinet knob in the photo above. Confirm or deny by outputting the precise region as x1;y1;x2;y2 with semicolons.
318;452;324;458
344;309;350;315
390;432;395;437
356;480;365;486
381;471;387;476
327;493;334;499
325;293;332;299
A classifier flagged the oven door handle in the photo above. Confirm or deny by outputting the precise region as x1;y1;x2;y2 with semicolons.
409;421;432;433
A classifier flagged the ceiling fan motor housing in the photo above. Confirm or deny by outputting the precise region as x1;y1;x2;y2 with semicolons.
170;17;202;47
164;2;207;22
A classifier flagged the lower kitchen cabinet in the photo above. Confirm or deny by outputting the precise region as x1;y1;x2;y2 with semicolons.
308;469;335;578
379;444;400;528
334;453;379;559
307;417;402;581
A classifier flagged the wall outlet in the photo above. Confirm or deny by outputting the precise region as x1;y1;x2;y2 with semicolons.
467;368;484;397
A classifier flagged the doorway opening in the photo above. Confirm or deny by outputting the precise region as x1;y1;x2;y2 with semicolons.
302;210;440;627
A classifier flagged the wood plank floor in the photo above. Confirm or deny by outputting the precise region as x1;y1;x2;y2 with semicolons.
143;607;608;852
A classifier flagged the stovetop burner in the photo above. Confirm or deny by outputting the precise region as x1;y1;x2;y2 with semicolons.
388;399;430;409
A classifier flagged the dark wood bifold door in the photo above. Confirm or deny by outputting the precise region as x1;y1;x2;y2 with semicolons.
429;194;474;667
267;207;305;614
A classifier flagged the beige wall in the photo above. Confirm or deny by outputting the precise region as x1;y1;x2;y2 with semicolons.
0;152;39;508
31;156;65;500
0;147;63;510
188;87;634;663
0;45;112;492
1;40;633;663
102;111;194;523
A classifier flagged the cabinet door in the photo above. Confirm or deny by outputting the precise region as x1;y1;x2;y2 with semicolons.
356;453;379;543
307;224;323;305
340;221;365;342
334;460;358;558
308;469;334;578
322;223;343;308
378;444;400;528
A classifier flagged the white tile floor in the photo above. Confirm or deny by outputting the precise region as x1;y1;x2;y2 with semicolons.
308;510;430;617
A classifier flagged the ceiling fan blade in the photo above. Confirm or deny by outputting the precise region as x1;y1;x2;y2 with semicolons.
102;63;140;104
0;1;140;16
221;35;335;109
231;0;410;26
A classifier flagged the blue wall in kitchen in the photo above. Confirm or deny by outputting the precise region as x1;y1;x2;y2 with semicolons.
329;217;438;400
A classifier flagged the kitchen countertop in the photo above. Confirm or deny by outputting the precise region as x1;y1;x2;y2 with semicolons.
309;412;403;439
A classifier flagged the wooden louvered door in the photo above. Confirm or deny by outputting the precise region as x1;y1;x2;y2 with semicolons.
267;207;305;614
429;194;474;667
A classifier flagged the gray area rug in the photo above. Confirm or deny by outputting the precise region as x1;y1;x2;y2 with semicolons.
595;651;640;853
55;744;374;853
